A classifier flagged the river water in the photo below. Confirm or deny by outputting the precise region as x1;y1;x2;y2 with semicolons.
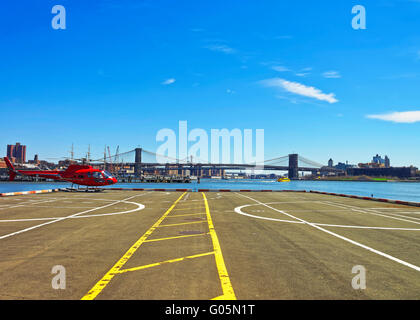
1;179;420;202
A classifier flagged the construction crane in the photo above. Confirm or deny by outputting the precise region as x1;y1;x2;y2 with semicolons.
107;146;113;174
103;146;107;171
115;146;119;175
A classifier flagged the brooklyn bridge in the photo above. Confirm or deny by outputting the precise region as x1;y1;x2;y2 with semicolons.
92;148;343;179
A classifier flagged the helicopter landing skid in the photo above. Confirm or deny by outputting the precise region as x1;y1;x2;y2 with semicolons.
64;187;104;193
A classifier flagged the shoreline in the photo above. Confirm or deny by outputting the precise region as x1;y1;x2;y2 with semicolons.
2;177;420;183
302;178;420;183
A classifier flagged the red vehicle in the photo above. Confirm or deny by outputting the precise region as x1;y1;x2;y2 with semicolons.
3;157;117;187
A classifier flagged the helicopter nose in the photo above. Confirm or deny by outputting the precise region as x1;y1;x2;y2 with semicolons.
107;178;116;185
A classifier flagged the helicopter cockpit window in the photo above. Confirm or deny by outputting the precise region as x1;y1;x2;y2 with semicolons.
92;172;103;179
102;170;113;178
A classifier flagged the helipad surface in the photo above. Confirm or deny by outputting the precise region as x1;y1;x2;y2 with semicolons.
1;190;420;299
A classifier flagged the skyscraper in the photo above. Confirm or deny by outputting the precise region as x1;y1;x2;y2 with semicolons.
7;142;26;163
385;155;390;168
328;158;333;168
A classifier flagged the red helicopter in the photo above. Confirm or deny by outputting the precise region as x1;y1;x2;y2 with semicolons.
3;157;117;188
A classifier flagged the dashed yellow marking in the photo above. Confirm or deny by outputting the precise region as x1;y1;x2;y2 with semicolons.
158;221;206;227
81;192;236;300
116;251;215;274
166;212;206;218
144;232;209;243
172;207;205;211
81;192;187;300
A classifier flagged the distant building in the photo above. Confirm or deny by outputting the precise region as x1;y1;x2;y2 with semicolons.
7;142;26;163
359;154;391;169
28;154;40;165
372;154;385;165
0;158;7;176
334;162;355;171
385;155;390;168
347;166;417;178
0;158;6;169
328;158;333;168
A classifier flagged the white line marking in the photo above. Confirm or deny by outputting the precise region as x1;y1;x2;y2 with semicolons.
181;193;190;202
234;204;420;231
319;201;363;215
322;201;420;226
18;205;104;209
0;201;144;223
368;208;404;210
0;198;59;210
364;208;420;222
235;193;420;272
0;193;149;240
235;204;303;224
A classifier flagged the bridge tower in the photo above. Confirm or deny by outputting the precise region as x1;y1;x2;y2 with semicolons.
288;154;299;180
135;148;142;177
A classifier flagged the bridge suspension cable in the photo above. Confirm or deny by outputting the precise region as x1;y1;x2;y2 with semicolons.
298;155;325;168
92;149;135;163
262;155;289;165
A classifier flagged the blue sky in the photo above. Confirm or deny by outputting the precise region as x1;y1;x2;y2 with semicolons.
1;0;420;167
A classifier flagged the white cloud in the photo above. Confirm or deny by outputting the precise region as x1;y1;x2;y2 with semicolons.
204;44;236;54
261;78;339;104
162;78;176;85
271;66;312;77
295;72;310;77
322;71;341;78
295;67;312;77
366;111;420;123
272;66;290;72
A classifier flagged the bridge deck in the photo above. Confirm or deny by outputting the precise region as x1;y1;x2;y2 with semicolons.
0;190;419;299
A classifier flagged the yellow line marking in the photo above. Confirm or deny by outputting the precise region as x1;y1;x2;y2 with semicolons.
202;192;236;300
172;207;205;211
212;295;227;300
116;251;215;274
158;221;206;227
167;213;206;218
81;192;187;300
144;232;209;243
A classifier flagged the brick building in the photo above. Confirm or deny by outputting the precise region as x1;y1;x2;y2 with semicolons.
7;142;26;163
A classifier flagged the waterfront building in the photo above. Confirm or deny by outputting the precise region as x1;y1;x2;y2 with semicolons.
0;158;6;169
385;155;390;168
372;154;385;165
347;166;417;178
334;162;355;171
7;142;26;163
328;158;333;168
